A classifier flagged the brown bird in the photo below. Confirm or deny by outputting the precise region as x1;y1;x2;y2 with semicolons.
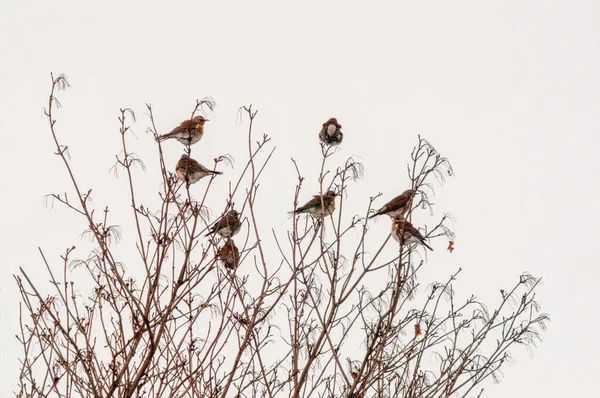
175;154;222;185
369;189;416;219
290;190;337;218
206;210;241;238
319;117;343;145
217;239;240;270
391;217;433;251
158;115;208;145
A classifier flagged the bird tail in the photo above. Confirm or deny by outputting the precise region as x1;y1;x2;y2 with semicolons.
157;134;170;142
368;212;380;219
422;240;433;251
211;170;223;175
293;205;309;214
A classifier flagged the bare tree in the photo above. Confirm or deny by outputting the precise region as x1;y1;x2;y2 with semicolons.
15;74;548;398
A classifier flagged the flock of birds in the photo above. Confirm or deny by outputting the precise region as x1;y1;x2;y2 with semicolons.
156;115;432;271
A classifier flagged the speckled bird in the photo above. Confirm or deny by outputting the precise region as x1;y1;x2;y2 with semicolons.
369;189;416;219
319;117;343;146
206;210;241;238
175;154;222;185
290;190;337;218
391;217;433;251
217;239;240;270
158;115;208;146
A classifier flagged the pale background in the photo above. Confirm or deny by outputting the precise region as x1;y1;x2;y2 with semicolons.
1;0;599;397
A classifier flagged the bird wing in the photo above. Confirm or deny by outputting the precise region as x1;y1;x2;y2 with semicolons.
166;119;196;136
406;224;424;239
207;216;228;234
385;193;410;211
398;221;426;240
371;194;408;218
295;195;323;213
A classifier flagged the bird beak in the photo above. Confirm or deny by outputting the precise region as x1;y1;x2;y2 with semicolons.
205;119;210;122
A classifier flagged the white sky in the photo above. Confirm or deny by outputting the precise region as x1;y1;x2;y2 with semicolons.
1;0;599;397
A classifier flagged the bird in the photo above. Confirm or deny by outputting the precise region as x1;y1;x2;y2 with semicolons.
157;115;209;145
319;117;343;145
290;190;337;218
175;154;222;185
390;217;433;251
206;210;241;238
217;239;240;270
369;189;416;219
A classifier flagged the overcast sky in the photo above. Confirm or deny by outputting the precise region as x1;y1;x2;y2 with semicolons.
1;1;599;397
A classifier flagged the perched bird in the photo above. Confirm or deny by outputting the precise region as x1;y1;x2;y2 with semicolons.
157;115;209;145
175;154;222;185
319;117;343;145
206;210;241;238
391;217;433;251
369;189;416;219
290;190;337;218
217;239;240;270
